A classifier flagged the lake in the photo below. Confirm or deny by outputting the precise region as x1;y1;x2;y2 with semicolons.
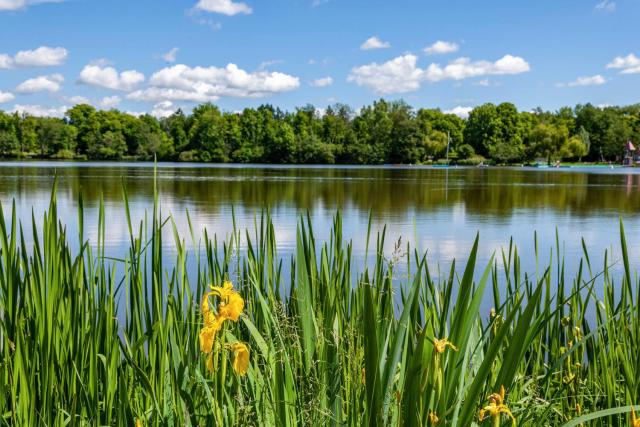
2;162;640;282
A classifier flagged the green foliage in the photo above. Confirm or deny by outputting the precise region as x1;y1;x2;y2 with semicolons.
1;101;639;164
1;187;639;425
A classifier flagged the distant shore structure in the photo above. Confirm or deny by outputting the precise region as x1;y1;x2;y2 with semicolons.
623;140;639;167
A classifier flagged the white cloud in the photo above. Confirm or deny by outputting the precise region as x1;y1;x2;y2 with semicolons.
125;110;147;117
348;54;423;94
444;106;473;119
0;46;67;68
258;59;284;70
11;104;67;117
594;0;615;12
606;53;640;74
360;36;390;51
128;63;300;102
195;0;252;15
423;55;530;82
67;95;90;105
348;54;530;94
0;91;14;103
474;78;491;86
15;73;64;93
0;0;64;11
424;40;459;55
558;74;607;87
162;47;179;63
192;17;222;30
100;95;121;108
151;101;176;118
79;64;145;91
310;76;333;87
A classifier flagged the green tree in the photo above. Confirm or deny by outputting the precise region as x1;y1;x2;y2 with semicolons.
66;104;100;156
37;118;77;157
0;112;19;156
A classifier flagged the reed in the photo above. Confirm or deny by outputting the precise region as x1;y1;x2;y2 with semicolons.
0;183;638;426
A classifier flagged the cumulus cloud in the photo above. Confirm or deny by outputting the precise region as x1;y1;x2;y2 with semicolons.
127;63;300;102
607;53;640;74
0;46;67;68
594;0;615;12
15;73;64;93
162;47;179;63
194;0;252;15
258;59;284;70
0;91;15;103
558;74;607;87
66;95;90;105
444;106;473;119
360;36;390;50
310;76;333;87
348;54;530;94
79;64;145;91
11;104;67;117
0;0;64;11
100;95;121;108
151;101;177;118
424;40;459;55
423;55;530;81
347;55;423;94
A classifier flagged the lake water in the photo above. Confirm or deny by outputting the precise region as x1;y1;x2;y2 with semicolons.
2;162;640;283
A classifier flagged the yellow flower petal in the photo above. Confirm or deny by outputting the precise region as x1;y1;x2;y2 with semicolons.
632;406;640;427
231;342;250;376
205;353;215;373
218;292;244;321
199;326;215;354
433;338;458;354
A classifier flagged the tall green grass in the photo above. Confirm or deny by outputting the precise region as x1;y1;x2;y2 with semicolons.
0;185;639;426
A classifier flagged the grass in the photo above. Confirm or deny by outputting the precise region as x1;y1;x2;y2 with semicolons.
0;181;639;426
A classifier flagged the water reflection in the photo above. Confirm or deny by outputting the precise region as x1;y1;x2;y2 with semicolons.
2;162;640;280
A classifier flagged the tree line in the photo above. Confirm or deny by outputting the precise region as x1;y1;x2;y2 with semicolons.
0;100;638;164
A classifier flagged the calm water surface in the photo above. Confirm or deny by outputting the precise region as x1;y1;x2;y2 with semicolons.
2;162;640;282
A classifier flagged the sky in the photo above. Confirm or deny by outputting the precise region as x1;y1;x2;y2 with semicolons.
0;0;639;118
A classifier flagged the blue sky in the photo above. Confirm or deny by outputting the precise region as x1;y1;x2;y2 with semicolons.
0;0;638;118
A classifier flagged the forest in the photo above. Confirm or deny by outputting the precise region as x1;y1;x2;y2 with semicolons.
0;100;639;164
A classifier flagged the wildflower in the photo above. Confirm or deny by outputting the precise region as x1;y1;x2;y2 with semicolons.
199;281;244;354
210;281;244;322
205;353;215;373
632;406;640;427
479;385;516;426
433;338;458;354
135;418;143;427
230;342;250;376
428;411;440;425
218;291;244;321
199;312;224;353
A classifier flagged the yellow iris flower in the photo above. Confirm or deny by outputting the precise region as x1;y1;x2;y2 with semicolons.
231;342;250;376
199;319;223;353
199;281;245;355
205;281;245;322
632;406;640;427
205;353;215;373
433;338;458;354
218;291;244;322
479;385;516;425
